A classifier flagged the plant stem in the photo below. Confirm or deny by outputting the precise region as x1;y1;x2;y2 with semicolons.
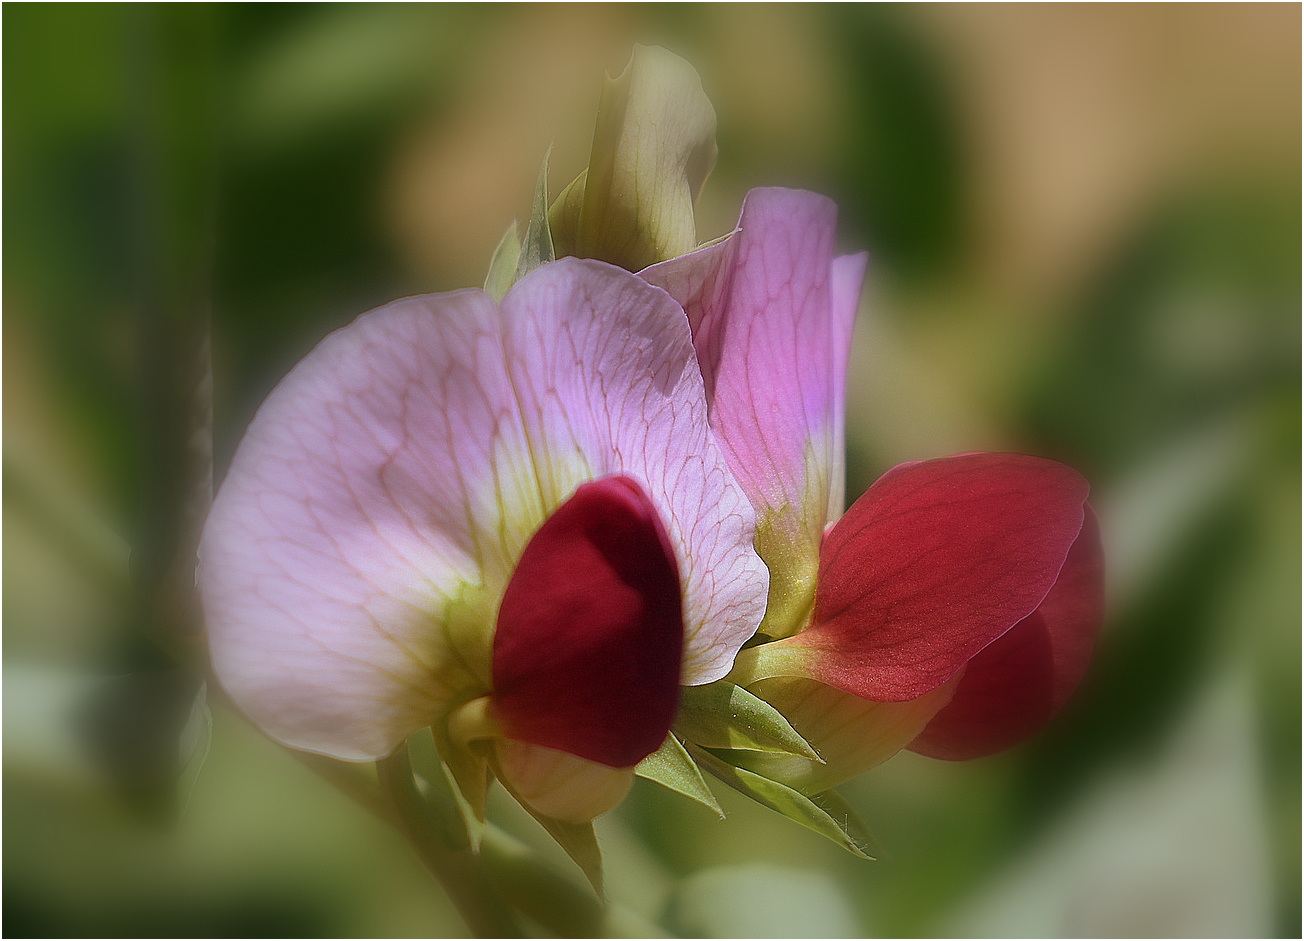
376;746;525;938
300;752;671;938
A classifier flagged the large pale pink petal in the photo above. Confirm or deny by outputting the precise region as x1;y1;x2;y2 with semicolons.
792;453;1090;701
642;188;865;637
499;259;768;683
202;259;766;760
909;508;1104;759
201;289;527;761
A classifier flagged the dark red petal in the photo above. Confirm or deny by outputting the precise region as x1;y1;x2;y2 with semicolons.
492;475;683;768
909;508;1104;759
800;453;1090;701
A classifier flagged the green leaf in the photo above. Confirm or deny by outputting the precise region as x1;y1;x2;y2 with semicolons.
513;149;555;282
482;220;521;301
636;734;724;817
677;681;820;759
491;759;605;896
687;744;873;859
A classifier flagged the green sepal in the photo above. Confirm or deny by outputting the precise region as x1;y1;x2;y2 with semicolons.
483;220;521;301
805;787;880;860
635;733;724;818
491;757;605;897
676;680;820;760
686;744;873;859
427;722;489;849
514;149;556;283
548;169;585;259
481;825;670;938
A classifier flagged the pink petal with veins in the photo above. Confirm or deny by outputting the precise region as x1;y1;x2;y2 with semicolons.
642;188;867;544
498;260;768;684
201;289;512;761
201;258;766;760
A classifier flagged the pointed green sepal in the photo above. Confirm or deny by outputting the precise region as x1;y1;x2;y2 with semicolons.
483;220;522;301
806;787;879;860
636;733;724;817
548;170;586;259
429;721;490;849
514;149;556;282
686;744;873;859
409;725;487;850
676;680;820;760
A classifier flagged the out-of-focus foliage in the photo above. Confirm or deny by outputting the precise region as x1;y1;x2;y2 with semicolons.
5;4;1298;937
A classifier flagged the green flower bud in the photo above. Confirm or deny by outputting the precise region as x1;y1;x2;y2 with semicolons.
550;44;717;271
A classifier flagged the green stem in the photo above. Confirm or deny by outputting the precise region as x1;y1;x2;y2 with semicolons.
376;746;524;938
299;752;670;938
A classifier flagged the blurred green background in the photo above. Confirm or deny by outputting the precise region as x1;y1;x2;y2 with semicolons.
5;4;1299;937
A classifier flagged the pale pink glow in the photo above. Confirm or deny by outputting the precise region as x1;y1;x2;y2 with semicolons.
201;258;767;762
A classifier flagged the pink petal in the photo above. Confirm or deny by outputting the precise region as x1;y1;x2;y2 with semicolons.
795;453;1090;702
909;508;1104;759
492;476;682;768
500;260;768;683
494;740;635;823
201;289;517;761
201;259;766;760
642;189;867;565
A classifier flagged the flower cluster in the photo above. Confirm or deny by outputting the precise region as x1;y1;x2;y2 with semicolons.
200;46;1101;865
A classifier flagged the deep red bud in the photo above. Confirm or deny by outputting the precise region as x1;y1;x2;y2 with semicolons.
492;475;684;768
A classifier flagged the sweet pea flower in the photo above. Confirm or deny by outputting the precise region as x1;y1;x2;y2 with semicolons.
643;187;1104;796
199;259;769;823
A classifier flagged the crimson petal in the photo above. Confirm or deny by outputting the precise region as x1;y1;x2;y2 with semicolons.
800;453;1090;701
909;508;1103;759
492;475;683;768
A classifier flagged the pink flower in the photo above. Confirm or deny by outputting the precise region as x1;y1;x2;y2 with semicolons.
201;181;1102;832
199;259;769;821
645;188;1104;792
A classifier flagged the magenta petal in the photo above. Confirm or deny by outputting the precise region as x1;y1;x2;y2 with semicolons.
909;508;1104;759
642;188;864;543
641;188;866;638
492;475;683;768
799;453;1090;701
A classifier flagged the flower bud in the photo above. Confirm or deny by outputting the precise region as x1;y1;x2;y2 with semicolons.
550;44;717;271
